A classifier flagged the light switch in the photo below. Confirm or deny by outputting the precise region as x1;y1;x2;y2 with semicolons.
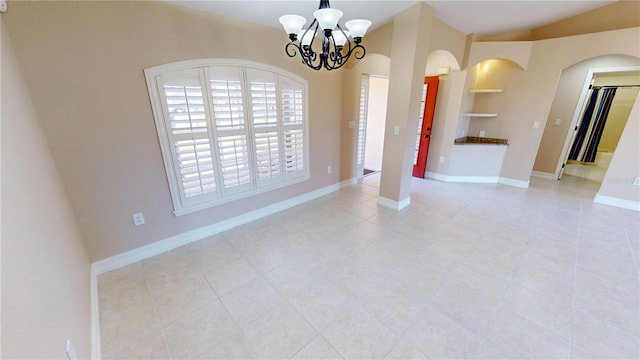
554;118;562;126
532;121;540;129
393;126;400;136
348;120;355;129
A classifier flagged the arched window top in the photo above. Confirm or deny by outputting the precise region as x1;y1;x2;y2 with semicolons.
145;59;309;216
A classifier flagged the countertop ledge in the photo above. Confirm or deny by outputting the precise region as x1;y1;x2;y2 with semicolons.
454;136;509;145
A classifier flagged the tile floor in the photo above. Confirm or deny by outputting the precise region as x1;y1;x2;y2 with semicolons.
564;151;613;183
98;173;640;359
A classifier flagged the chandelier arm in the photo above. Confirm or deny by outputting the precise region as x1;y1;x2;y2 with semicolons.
345;43;366;60
284;42;301;58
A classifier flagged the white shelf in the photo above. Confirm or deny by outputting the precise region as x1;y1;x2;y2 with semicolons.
464;113;498;118
468;88;503;93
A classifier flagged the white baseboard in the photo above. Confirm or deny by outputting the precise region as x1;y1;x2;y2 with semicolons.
378;196;411;210
90;267;101;359
594;193;640;211
425;172;530;189
425;172;498;184
498;177;530;189
92;179;354;275
531;171;556;180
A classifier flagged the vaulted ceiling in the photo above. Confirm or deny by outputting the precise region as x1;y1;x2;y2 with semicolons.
165;0;616;36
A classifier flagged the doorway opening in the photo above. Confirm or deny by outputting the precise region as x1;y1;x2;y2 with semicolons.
356;75;389;178
559;68;640;183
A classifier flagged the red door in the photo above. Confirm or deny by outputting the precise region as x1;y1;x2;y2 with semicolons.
412;76;439;178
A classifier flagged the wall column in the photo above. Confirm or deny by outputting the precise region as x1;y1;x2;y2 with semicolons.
378;3;433;209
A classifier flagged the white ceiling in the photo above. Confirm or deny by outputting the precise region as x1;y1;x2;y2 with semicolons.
165;0;616;36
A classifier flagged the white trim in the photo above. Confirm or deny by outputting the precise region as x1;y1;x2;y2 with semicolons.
498;177;530;189
424;172;530;189
531;171;556;180
378;196;411;211
594;193;640;212
341;178;359;187
90;267;101;359
425;172;499;183
91;180;353;275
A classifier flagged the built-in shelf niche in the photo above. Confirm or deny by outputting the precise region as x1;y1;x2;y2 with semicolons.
466;88;503;118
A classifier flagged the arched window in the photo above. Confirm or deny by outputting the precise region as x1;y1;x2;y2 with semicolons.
145;59;309;216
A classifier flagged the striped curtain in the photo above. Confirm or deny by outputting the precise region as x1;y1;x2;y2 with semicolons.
569;87;617;163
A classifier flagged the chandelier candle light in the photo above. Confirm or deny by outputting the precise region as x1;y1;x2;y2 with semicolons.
278;0;372;70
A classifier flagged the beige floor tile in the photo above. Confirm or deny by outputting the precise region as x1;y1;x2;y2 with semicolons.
401;304;483;358
142;248;201;283
220;276;283;327
322;308;398;359
293;335;343;360
288;279;360;332
99;173;640;359
188;238;242;272
204;257;260;296
430;264;508;336
243;303;317;359
147;273;218;325
163;300;251;359
101;307;167;359
501;284;573;339
571;308;640;359
384;336;428;360
484;309;570;358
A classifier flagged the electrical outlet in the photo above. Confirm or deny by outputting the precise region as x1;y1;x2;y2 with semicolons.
633;177;640;185
132;212;145;226
479;130;485;137
532;121;540;129
554;118;562;126
439;156;445;164
66;339;78;360
327;166;332;174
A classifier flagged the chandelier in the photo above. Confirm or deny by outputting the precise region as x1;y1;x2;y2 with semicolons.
278;0;372;71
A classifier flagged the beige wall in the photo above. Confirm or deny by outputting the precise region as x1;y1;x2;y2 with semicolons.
491;28;640;182
598;93;640;202
1;20;92;358
3;1;344;260
477;1;640;42
529;1;640;41
533;56;640;175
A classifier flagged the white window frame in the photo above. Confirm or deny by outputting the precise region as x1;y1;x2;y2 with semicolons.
145;59;310;216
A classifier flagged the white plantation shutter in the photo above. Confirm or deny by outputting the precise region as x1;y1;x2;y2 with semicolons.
145;60;309;215
357;75;369;176
247;69;281;187
158;69;219;206
280;77;306;179
206;66;253;195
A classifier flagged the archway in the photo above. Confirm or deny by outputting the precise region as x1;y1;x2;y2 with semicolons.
533;55;640;184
